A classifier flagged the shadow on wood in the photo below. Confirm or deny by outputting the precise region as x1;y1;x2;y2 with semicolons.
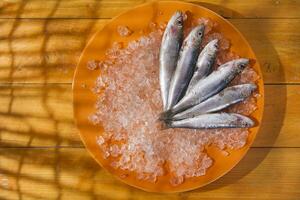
0;0;102;199
0;0;291;198
0;0;105;147
1;148;299;199
179;2;286;194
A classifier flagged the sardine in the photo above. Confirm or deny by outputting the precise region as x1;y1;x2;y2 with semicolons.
164;58;249;117
166;113;254;129
186;39;218;94
159;11;184;111
166;24;205;110
173;83;257;120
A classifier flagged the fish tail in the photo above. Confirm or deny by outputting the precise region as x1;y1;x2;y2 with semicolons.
159;109;174;120
164;117;175;129
155;118;171;130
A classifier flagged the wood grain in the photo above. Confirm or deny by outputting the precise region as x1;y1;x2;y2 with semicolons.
0;1;299;198
0;84;298;148
0;0;300;19
0;84;80;147
0;148;299;199
0;19;105;84
0;18;299;84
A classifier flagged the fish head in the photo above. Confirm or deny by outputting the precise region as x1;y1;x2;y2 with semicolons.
235;58;249;71
187;24;205;47
245;83;257;96
237;83;257;97
207;39;219;51
247;83;257;91
168;11;184;37
236;114;255;127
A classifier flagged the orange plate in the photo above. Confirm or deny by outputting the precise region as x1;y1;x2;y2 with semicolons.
73;1;264;193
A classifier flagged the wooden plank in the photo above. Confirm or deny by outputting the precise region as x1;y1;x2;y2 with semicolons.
0;0;300;19
0;84;81;147
0;18;299;84
0;84;299;148
0;148;299;199
0;19;106;84
230;19;300;84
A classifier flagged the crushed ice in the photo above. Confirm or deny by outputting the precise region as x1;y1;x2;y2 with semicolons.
88;18;259;186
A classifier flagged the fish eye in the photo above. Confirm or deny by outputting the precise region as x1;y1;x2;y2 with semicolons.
176;19;183;26
198;31;202;36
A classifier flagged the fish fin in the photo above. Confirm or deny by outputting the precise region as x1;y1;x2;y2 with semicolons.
159;109;174;120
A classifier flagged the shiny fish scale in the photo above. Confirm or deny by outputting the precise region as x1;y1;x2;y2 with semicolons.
166;24;205;110
158;13;256;129
170;58;249;115
186;39;218;94
159;11;184;111
173;83;257;120
167;113;254;129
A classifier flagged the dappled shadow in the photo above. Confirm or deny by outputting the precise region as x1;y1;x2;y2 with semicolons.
0;0;103;199
0;0;103;146
1;145;297;199
0;148;102;199
0;0;291;199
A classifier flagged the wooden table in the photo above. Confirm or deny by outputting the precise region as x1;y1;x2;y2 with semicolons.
0;0;299;199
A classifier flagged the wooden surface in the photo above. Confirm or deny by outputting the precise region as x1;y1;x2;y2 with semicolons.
0;0;299;199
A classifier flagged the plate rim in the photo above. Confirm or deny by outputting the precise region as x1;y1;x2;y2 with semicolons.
72;0;265;193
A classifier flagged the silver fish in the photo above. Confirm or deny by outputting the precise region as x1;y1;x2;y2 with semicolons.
159;11;184;111
173;83;257;120
166;113;254;129
186;39;219;94
166;24;205;110
166;58;249;116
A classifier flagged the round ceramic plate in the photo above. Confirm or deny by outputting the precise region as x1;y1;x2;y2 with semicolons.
73;1;264;193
